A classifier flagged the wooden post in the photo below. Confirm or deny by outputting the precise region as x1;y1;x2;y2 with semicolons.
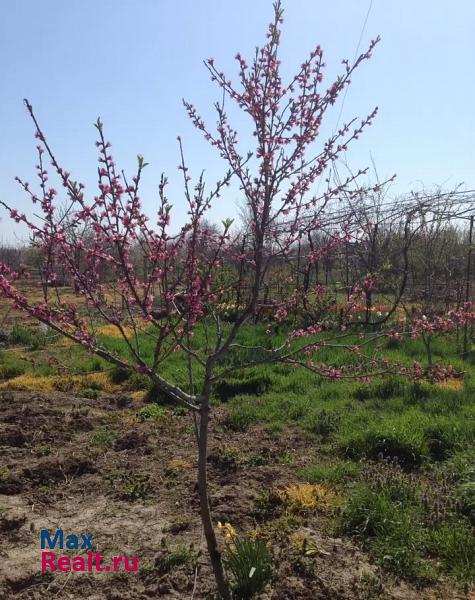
462;215;474;360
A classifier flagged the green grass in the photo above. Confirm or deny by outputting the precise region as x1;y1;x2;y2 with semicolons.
0;350;25;380
299;460;362;485
211;328;474;586
425;521;475;582
339;479;475;584
90;428;117;449
140;403;167;421
9;324;49;349
155;545;195;574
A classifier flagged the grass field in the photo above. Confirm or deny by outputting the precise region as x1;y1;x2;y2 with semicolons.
0;317;474;597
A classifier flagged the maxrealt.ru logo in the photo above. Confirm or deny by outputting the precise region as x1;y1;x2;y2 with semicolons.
40;530;138;573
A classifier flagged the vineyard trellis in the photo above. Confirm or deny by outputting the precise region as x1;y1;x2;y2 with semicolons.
1;188;474;311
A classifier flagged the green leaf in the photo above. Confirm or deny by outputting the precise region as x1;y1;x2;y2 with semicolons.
137;154;149;169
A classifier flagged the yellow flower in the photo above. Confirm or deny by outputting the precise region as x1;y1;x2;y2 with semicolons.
217;521;237;544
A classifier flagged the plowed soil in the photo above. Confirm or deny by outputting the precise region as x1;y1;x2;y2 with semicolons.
0;391;467;599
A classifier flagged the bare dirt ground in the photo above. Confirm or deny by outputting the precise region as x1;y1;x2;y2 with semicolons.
0;391;469;599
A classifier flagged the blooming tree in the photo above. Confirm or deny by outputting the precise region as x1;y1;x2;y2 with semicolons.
1;2;473;596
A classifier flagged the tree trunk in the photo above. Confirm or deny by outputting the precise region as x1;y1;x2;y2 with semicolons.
197;400;231;599
423;333;433;367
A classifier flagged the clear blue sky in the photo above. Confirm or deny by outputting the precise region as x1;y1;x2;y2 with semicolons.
1;0;474;243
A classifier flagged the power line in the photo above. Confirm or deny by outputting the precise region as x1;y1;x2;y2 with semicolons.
334;0;374;134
